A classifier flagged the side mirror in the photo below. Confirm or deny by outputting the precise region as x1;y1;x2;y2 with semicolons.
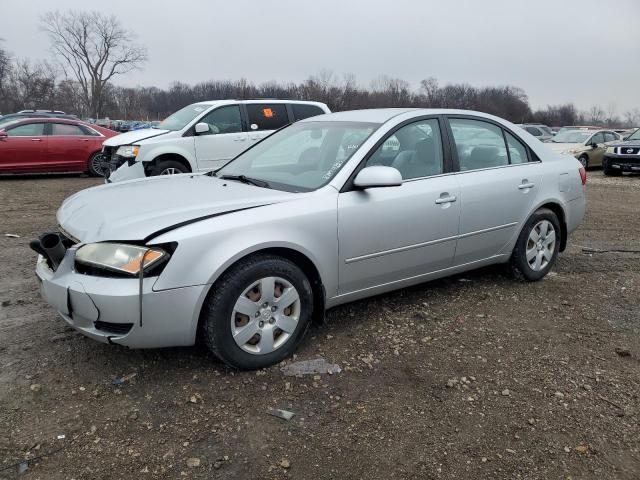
353;166;403;189
590;142;598;149
194;122;210;134
0;130;7;140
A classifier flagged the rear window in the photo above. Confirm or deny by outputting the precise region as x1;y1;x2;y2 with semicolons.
292;104;325;121
246;104;289;131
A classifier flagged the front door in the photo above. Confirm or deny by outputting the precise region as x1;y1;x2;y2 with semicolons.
0;122;47;172
447;117;543;266
193;105;247;171
587;131;606;166
337;118;460;295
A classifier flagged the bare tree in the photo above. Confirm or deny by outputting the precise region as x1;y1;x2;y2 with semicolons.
40;10;147;118
0;40;11;111
623;108;640;127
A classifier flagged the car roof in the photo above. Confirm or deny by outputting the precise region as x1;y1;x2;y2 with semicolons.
195;99;328;108
298;108;518;124
3;117;93;129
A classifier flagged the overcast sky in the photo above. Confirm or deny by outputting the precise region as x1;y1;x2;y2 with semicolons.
1;0;639;112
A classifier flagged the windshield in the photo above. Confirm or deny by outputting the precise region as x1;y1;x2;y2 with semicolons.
216;121;379;191
627;129;640;141
550;131;592;143
157;103;210;131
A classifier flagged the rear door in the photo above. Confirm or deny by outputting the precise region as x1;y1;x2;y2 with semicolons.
244;103;291;145
47;122;94;169
0;122;47;172
193;105;247;171
446;116;543;266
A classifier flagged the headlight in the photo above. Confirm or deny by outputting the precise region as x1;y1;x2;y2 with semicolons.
75;243;167;276
606;146;615;154
562;149;579;155
116;145;140;158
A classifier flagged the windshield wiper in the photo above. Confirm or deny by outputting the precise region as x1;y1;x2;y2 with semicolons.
219;174;270;188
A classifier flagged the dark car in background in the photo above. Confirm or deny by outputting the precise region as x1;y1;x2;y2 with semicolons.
0;117;117;176
603;128;640;175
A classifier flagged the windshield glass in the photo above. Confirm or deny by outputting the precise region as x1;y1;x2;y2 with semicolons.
157;103;210;131
627;129;640;141
551;131;592;143
216;121;379;191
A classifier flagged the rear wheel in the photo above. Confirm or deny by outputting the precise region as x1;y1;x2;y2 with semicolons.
87;152;106;177
603;158;621;176
510;208;561;282
201;254;314;369
151;159;189;176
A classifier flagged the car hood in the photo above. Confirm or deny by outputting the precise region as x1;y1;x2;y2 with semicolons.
57;174;296;243
611;139;640;148
546;142;583;153
102;128;171;147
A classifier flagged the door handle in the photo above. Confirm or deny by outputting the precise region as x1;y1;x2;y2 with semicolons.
518;182;535;190
435;195;457;204
30;138;42;142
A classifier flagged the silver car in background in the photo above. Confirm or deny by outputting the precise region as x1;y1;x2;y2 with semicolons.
34;109;586;369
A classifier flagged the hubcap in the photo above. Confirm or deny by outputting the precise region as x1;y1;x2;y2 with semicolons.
160;167;179;175
230;276;301;355
526;220;556;271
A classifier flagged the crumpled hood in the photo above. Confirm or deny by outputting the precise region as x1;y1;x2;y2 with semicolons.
57;174;296;243
546;142;583;153
102;128;170;147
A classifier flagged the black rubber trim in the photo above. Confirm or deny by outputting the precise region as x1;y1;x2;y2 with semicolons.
144;204;272;242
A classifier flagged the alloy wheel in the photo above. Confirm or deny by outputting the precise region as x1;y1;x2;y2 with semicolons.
230;276;301;355
160;167;179;175
525;220;556;271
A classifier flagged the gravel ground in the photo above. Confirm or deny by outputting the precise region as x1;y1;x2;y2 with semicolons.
0;171;639;479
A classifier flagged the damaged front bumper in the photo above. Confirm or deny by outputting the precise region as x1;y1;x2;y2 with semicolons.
35;247;207;348
105;160;146;183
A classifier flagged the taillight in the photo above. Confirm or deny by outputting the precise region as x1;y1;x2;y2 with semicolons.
579;167;586;185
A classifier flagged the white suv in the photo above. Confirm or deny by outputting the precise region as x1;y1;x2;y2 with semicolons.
103;100;330;182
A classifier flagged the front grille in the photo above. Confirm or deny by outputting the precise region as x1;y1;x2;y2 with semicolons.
94;320;133;335
620;146;640;155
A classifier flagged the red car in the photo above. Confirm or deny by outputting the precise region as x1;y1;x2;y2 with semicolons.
0;118;117;176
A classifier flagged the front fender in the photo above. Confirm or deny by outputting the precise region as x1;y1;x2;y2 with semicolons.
149;191;339;297
138;142;198;171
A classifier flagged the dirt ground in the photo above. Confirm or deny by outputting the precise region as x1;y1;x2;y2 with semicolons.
1;171;639;479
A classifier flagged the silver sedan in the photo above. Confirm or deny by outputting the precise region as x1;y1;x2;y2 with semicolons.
34;109;586;369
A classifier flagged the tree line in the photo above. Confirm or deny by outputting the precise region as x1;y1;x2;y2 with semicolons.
0;11;638;128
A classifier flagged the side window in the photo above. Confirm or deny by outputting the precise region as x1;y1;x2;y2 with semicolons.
590;132;604;145
198;106;242;135
291;104;325;121
6;123;45;136
505;131;529;164
246;104;289;131
367;119;443;180
51;123;85;136
603;132;617;142
525;126;541;136
449;118;508;171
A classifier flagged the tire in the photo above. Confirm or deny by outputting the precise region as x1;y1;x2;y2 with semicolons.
603;158;621;176
87;152;106;177
510;208;561;282
201;254;314;369
578;154;589;169
151;159;189;176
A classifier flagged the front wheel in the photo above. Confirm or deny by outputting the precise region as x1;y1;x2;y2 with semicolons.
510;208;561;282
87;152;106;177
578;154;589;168
201;254;314;369
151;159;189;176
